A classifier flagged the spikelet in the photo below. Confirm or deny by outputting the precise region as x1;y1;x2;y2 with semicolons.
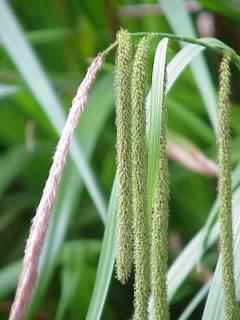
115;29;134;284
131;36;151;320
218;54;238;320
151;71;170;320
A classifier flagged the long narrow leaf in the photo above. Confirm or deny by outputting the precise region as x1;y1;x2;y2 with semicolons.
0;84;18;98
86;179;118;320
146;43;206;115
159;0;218;131
147;38;169;214
179;282;211;320
0;0;106;219
0;146;30;197
0;261;21;298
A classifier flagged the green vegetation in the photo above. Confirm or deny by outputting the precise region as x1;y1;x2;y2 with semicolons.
1;1;240;319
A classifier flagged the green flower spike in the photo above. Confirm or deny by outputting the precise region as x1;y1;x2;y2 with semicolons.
131;36;152;320
151;72;170;320
115;29;134;284
218;54;238;320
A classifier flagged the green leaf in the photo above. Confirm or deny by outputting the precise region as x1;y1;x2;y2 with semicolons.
0;261;21;298
0;146;30;197
56;240;101;320
0;84;18;98
168;98;214;145
159;0;218;131
179;282;211;320
86;179;118;320
0;0;106;219
146;43;207;111
26;28;69;46
166;44;204;91
168;206;218;300
199;37;232;51
147;37;169;216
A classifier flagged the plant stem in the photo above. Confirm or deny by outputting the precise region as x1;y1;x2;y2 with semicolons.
130;32;240;71
101;33;240;72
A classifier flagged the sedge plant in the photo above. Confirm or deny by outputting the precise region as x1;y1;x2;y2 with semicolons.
8;22;240;320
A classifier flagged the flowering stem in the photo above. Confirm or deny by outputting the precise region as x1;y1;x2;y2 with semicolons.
151;72;170;320
131;36;152;320
9;54;104;320
218;54;238;320
115;29;134;284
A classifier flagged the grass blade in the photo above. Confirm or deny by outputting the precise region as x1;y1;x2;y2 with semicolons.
166;44;204;91
0;0;106;219
0;146;30;197
0;261;21;298
0;84;18;98
147;38;168;214
146;43;207;113
86;179;118;320
179;282;211;320
159;0;218;131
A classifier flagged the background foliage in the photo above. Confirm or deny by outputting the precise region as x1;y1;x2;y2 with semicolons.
0;0;240;319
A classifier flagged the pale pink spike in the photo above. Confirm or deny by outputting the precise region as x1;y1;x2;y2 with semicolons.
9;54;103;320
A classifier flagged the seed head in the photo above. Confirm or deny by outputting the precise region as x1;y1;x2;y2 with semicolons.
151;69;170;320
218;54;238;320
115;29;134;284
131;36;152;320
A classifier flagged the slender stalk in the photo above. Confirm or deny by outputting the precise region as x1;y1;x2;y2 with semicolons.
151;72;170;320
131;36;152;320
218;54;238;320
101;40;118;57
102;33;240;72
115;29;134;284
9;54;104;320
130;32;240;70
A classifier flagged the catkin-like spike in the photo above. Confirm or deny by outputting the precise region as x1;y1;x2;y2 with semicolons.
151;73;170;320
115;29;134;284
131;36;151;320
218;54;238;320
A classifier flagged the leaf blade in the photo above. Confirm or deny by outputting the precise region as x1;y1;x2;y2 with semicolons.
159;0;218;131
0;0;106;219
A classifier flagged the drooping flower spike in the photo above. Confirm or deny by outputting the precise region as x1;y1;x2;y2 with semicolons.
115;29;134;284
150;69;170;320
131;35;152;320
218;54;238;320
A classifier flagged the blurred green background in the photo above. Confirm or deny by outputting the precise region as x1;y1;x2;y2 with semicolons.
0;0;240;319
